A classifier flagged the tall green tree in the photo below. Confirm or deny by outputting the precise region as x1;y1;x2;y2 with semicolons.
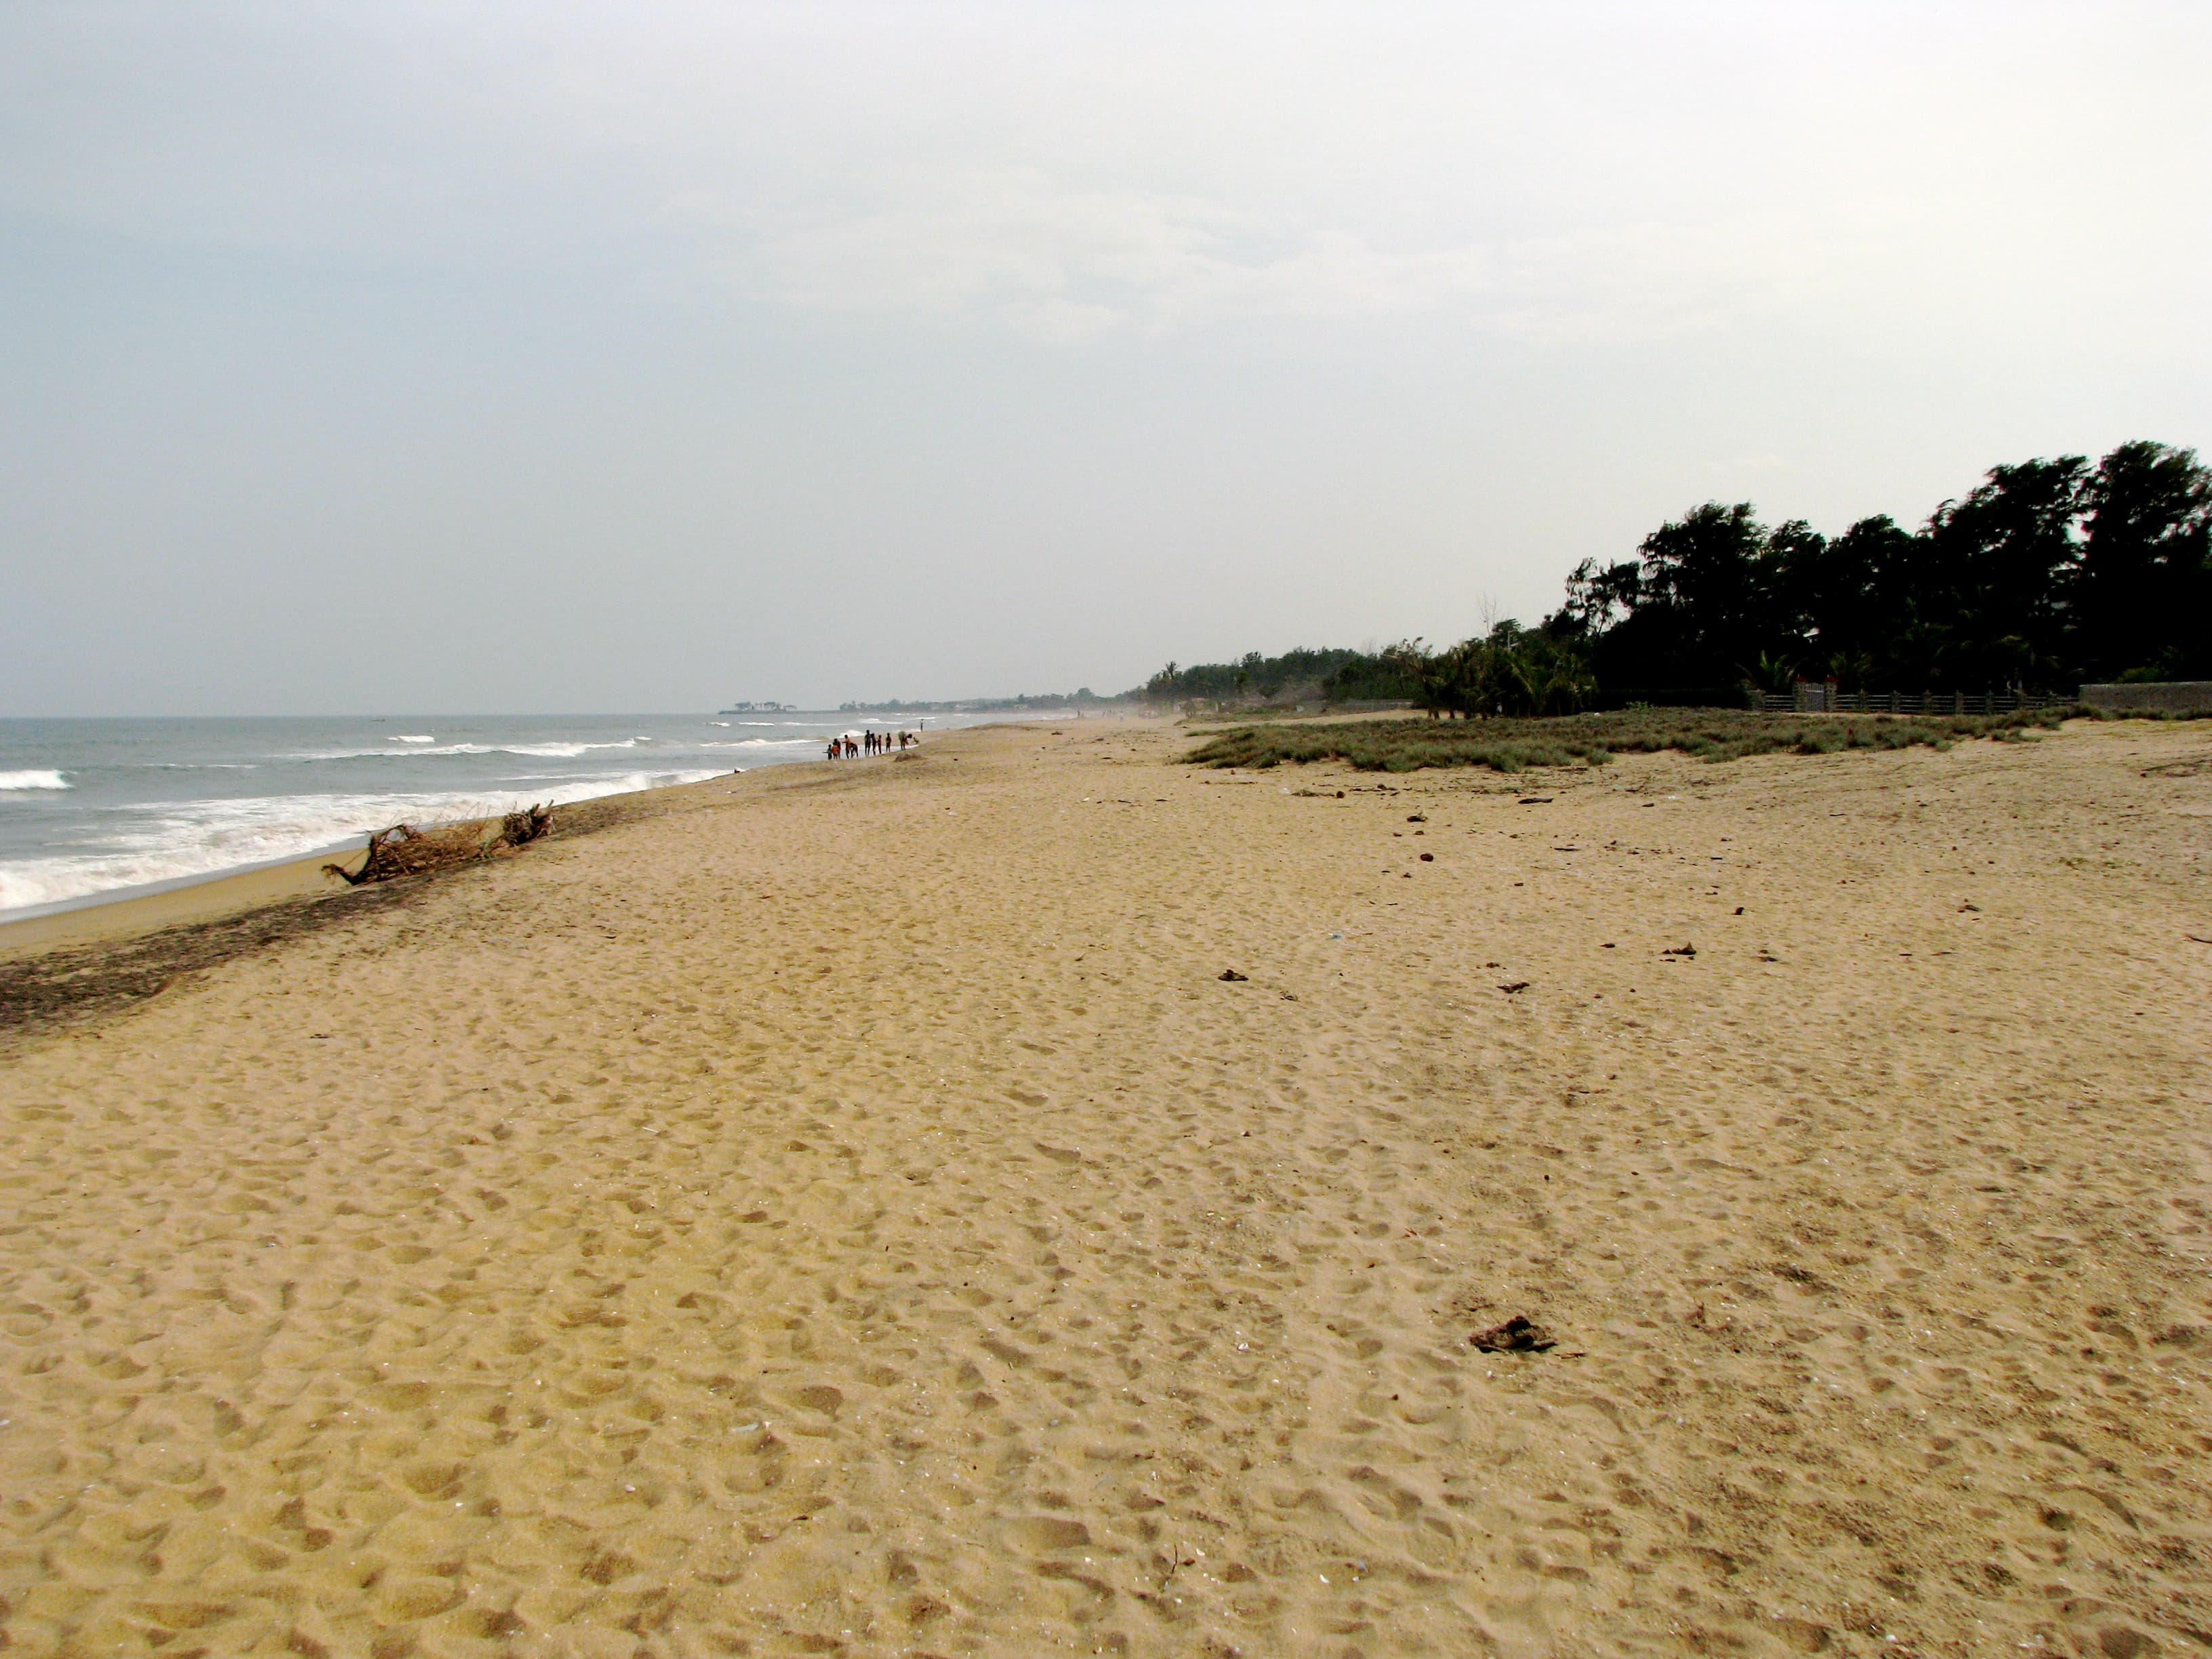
1561;504;1808;690
2071;441;2212;680
1807;514;1925;684
1918;456;2090;687
1550;441;2205;695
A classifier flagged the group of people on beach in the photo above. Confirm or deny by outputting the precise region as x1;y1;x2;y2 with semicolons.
826;730;918;760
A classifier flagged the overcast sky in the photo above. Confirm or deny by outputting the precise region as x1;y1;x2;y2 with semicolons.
3;1;2206;714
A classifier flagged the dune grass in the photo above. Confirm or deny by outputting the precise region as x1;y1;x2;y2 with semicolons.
1184;706;2078;773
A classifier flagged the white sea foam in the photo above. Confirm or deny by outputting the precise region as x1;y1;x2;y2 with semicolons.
0;768;722;916
0;770;70;791
302;739;654;761
493;741;633;758
391;734;436;743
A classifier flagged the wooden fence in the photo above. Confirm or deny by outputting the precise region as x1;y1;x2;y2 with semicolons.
1758;687;2074;716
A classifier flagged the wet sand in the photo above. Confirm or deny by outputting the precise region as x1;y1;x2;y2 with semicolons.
0;851;359;959
2;716;2208;1657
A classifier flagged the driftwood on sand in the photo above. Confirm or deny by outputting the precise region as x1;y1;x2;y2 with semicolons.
325;804;553;886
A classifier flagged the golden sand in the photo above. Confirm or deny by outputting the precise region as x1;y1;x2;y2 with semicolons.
2;717;2209;1658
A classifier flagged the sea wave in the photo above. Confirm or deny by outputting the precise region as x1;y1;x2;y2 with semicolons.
0;770;70;791
0;768;722;916
299;739;657;761
390;734;436;743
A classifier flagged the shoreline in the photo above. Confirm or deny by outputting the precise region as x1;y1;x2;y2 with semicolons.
0;714;1126;964
0;737;979;1029
1;715;2207;1654
0;764;758;963
0;710;1092;949
0;844;365;960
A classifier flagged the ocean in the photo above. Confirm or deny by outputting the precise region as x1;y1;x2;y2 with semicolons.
0;710;1033;919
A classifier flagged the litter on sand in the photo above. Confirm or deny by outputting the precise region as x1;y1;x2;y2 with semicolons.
1471;1315;1555;1353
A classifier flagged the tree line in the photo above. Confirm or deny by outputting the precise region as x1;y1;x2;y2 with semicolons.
1139;439;2210;714
1141;648;1413;705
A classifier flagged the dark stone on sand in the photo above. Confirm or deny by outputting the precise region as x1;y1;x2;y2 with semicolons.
1471;1315;1555;1353
1218;969;1249;982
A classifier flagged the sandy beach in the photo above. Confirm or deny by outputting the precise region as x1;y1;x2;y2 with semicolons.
2;714;2208;1658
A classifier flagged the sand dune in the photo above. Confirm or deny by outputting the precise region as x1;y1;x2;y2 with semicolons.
3;716;2209;1657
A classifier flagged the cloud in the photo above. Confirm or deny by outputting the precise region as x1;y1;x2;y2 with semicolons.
3;3;2196;351
697;169;1467;332
675;165;1873;345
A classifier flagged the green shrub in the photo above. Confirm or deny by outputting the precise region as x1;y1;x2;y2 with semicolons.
1183;707;2071;773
